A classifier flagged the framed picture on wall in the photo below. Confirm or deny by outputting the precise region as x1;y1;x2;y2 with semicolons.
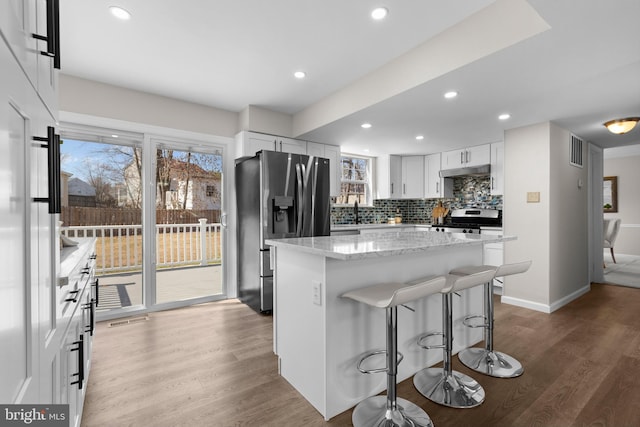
603;176;618;213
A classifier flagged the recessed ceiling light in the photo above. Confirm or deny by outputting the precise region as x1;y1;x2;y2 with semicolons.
444;91;458;99
416;135;425;140
294;71;306;79
111;134;119;138
363;149;370;153
109;6;131;20
361;123;372;129
371;7;388;20
498;113;511;120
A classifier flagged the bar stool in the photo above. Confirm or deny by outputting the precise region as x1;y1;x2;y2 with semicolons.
342;276;447;427
413;269;496;408
450;261;532;378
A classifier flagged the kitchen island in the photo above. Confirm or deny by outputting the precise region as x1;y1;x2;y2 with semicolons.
266;231;515;420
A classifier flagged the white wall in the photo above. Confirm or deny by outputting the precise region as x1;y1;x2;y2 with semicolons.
503;121;590;313
60;74;238;137
604;150;640;256
503;122;551;307
238;105;293;137
548;123;588;303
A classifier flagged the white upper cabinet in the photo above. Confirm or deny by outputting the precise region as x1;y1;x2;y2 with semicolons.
490;142;504;195
235;131;307;157
1;0;38;87
401;156;424;198
307;141;341;197
442;144;491;169
424;153;452;198
279;137;307;155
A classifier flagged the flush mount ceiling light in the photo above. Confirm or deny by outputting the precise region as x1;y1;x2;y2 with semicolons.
109;6;131;20
603;117;640;134
415;135;425;140
444;91;458;99
498;113;511;121
371;7;388;20
293;71;306;79
361;123;372;129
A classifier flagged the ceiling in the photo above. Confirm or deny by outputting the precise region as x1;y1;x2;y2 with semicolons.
60;0;640;156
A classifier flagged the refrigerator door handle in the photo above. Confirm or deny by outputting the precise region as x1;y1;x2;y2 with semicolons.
311;159;318;236
296;163;303;237
221;212;228;228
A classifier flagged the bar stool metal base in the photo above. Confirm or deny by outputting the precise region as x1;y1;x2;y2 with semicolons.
458;347;523;378
352;395;434;427
413;367;485;409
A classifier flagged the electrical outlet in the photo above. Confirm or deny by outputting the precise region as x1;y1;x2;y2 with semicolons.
312;281;322;306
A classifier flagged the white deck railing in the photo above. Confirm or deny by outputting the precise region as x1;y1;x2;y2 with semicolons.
62;219;222;274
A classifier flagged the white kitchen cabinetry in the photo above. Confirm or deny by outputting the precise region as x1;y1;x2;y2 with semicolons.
376;155;402;199
490;142;504;195
1;0;73;412
58;239;96;427
235;131;307;157
482;229;504;294
442;144;491;169
401;156;424;198
424;153;453;198
307;141;341;197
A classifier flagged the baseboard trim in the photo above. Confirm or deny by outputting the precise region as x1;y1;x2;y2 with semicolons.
501;284;591;314
500;295;552;313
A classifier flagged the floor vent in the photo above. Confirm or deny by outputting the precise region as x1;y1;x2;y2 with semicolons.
570;135;584;168
108;315;149;327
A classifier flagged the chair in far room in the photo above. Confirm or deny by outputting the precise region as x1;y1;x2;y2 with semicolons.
604;218;622;265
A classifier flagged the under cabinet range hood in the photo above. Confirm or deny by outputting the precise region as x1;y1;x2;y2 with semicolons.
439;164;490;178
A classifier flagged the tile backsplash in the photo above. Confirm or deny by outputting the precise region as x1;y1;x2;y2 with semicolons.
331;175;502;225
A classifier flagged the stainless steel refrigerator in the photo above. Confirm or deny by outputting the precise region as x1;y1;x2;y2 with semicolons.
235;150;331;313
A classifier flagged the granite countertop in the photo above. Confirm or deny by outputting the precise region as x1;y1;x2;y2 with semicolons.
266;231;515;261
331;223;431;231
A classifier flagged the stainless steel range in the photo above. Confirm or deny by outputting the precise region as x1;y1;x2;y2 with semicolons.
432;208;501;234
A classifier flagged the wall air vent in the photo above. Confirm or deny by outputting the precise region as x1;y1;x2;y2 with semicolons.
570;135;584;168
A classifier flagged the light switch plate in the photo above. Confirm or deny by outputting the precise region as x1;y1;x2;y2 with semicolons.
527;191;540;203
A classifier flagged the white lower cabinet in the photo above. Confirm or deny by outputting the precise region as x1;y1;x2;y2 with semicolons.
56;238;96;426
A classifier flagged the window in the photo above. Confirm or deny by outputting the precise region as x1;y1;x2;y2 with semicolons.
206;185;216;197
338;155;372;205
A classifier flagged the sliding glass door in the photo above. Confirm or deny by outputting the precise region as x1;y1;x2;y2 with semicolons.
59;130;144;316
152;140;225;305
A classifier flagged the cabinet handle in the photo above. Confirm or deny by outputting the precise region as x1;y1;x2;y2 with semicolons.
89;254;97;260
391;183;394;194
93;278;99;307
84;300;95;336
81;267;91;275
65;289;80;303
460;151;464;164
32;127;61;214
465;150;470;163
403;183;406;194
70;335;85;389
436;182;439;194
491;177;495;189
32;0;60;69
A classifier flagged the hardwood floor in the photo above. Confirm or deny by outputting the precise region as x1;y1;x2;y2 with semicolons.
81;283;640;427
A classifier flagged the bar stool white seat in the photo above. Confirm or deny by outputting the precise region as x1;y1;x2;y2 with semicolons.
450;261;532;378
413;269;496;409
342;276;448;427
